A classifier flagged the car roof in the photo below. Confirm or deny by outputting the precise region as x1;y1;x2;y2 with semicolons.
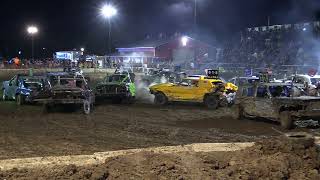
294;74;320;78
19;75;46;79
238;76;259;79
244;82;292;87
185;77;201;80
47;72;70;76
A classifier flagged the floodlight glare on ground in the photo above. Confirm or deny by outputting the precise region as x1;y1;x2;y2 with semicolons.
101;4;117;18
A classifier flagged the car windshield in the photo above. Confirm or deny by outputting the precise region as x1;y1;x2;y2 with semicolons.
107;75;127;82
52;78;85;88
310;78;320;85
269;85;290;97
179;79;198;86
21;77;44;89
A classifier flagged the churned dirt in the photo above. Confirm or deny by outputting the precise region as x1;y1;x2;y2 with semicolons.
0;97;319;161
0;135;319;180
0;102;281;160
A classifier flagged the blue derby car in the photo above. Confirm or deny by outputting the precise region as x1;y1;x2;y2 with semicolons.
2;74;51;105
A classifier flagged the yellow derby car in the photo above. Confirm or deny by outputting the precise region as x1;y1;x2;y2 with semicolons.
149;75;238;109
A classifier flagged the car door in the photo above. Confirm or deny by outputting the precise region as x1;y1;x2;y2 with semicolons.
7;75;19;99
33;78;52;99
178;79;200;101
239;86;256;116
252;85;276;119
169;79;198;101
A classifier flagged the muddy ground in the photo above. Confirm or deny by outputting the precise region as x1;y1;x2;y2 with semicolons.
0;100;319;161
1;135;319;180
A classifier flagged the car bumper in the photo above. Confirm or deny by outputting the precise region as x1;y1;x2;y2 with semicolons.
293;109;320;118
96;93;130;98
35;98;88;104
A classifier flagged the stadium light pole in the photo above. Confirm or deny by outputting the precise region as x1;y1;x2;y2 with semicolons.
101;4;117;55
181;36;189;47
27;26;38;61
194;0;197;28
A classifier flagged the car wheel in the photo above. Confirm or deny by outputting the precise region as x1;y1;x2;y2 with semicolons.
2;89;7;101
219;97;228;107
154;92;168;105
112;97;122;104
279;111;294;130
83;100;91;115
235;105;244;120
16;94;25;105
126;96;135;104
43;103;53;113
204;95;218;109
284;132;315;148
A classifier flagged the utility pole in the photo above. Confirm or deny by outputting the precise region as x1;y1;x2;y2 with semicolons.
194;0;197;35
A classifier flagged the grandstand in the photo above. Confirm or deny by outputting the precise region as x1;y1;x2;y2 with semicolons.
217;21;320;75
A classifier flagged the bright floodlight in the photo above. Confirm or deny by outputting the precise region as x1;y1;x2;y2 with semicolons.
303;27;307;31
27;26;38;34
81;48;85;52
101;4;117;18
181;36;189;46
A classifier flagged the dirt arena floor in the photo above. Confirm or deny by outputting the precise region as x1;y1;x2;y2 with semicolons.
0;71;320;179
1;133;319;179
0;100;319;161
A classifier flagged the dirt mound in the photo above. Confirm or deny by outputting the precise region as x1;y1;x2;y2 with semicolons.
214;134;320;179
1;134;319;180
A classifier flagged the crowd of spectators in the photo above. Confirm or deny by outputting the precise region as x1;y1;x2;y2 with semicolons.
221;23;320;71
0;58;98;69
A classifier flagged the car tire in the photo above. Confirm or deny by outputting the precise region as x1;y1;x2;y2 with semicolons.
154;92;168;105
125;96;135;104
83;100;91;115
2;89;7;101
44;103;53;113
236;105;244;120
284;132;315;148
279;111;294;130
112;97;122;104
16;94;25;105
219;97;228;107
204;95;218;109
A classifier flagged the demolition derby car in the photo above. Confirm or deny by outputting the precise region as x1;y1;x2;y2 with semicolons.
95;70;136;104
2;74;51;105
236;82;320;129
149;70;238;109
289;74;320;96
44;72;95;114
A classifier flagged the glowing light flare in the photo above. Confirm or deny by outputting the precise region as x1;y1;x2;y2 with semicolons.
181;36;189;46
27;26;38;34
101;5;117;18
81;48;85;52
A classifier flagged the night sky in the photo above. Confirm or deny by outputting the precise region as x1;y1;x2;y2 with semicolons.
1;0;320;58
